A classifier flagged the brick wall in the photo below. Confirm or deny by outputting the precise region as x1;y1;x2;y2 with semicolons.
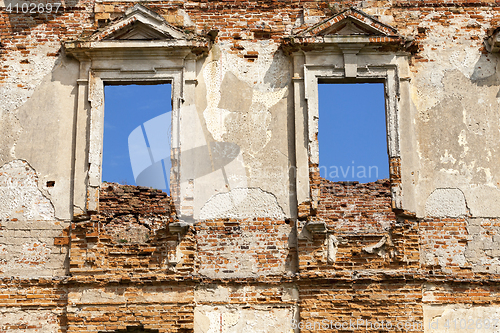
0;278;67;333
298;280;423;332
66;184;194;332
3;0;500;331
196;219;293;279
3;178;500;331
67;284;194;333
69;183;193;279
299;179;420;275
94;183;176;244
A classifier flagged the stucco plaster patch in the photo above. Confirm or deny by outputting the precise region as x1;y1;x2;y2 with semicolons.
194;306;294;333
199;188;285;220
0;160;54;221
423;304;500;333
425;188;467;218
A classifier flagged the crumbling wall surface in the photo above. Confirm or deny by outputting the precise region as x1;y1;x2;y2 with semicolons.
67;184;196;332
190;42;293;219
1;3;93;220
299;179;419;273
0;160;68;278
419;217;470;273
69;184;191;279
2;0;500;332
422;283;500;333
299;280;424;333
398;2;500;218
0;279;67;332
194;284;298;333
297;180;423;330
96;183;176;244
67;284;194;333
420;217;500;274
67;184;296;332
196;219;292;279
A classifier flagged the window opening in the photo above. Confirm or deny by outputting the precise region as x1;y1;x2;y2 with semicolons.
102;83;172;193
318;83;388;183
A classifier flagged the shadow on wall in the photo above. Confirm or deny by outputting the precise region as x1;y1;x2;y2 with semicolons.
471;52;500;92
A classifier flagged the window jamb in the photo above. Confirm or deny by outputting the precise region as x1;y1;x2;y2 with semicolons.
70;50;197;217
293;50;405;214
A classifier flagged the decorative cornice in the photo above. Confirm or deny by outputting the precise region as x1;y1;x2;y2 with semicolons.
64;3;208;60
288;7;405;47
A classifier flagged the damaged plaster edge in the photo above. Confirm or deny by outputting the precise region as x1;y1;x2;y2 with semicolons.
423;304;500;329
5;111;22;163
0;158;57;221
463;185;500;219
199;187;286;221
424;187;469;218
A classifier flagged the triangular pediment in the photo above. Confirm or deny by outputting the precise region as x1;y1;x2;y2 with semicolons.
294;7;400;40
320;17;385;36
64;3;209;60
105;21;172;40
91;4;188;41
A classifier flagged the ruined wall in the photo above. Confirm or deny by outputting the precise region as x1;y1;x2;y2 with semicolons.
2;0;500;331
65;183;296;332
298;179;419;273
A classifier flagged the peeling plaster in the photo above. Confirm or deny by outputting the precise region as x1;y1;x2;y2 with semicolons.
202;42;289;148
200;188;285;220
0;40;60;164
194;306;294;333
465;218;500;273
0;160;55;221
425;188;467;218
415;67;500;217
423;304;500;333
0;309;60;333
197;42;292;217
0;41;60;115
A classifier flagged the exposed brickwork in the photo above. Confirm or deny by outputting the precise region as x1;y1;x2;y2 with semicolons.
2;0;500;331
317;179;396;231
0;278;67;332
67;184;194;332
67;284;194;333
299;179;420;275
299;280;423;333
423;283;500;305
196;219;292;279
95;183;176;244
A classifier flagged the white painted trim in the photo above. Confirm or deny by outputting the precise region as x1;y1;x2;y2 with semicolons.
73;48;196;214
293;49;407;209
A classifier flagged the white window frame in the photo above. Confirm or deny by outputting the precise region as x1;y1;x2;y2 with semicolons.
292;47;411;212
67;43;200;215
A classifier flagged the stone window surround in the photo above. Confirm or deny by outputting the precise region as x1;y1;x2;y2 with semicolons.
291;46;409;212
68;43;409;218
67;43;198;215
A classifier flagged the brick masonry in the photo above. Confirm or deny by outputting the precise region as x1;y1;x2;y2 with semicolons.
2;178;498;331
2;0;500;331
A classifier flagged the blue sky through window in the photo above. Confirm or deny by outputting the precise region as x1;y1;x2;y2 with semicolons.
102;84;171;192
102;82;388;192
318;83;388;183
